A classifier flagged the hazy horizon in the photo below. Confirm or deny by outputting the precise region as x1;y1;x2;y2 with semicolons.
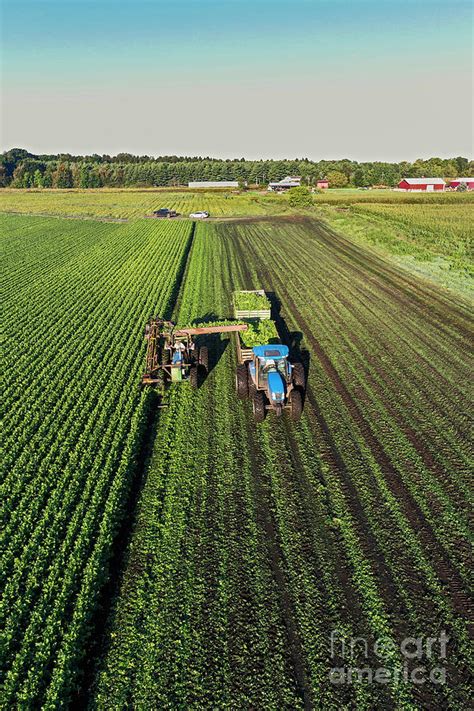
2;0;473;161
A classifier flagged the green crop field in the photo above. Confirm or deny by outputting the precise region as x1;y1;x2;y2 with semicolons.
1;205;473;709
352;203;473;262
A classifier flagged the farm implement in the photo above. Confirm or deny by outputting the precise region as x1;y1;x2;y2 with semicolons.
234;290;306;422
141;319;247;389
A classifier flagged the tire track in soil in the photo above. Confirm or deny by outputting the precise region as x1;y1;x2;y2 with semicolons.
222;230;314;709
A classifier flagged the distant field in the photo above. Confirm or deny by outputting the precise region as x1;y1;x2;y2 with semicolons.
1;188;472;297
317;201;473;295
0;187;472;219
317;189;474;206
353;203;473;263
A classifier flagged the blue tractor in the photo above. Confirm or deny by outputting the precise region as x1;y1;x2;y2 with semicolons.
236;344;305;422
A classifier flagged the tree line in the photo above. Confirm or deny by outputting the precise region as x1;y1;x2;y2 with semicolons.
1;148;471;189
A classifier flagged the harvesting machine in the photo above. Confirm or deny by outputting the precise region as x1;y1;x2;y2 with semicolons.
141;318;247;389
233;290;306;422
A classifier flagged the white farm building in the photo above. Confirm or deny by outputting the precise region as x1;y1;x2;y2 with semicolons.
267;176;301;192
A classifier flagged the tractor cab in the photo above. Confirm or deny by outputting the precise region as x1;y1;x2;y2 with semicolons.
250;345;290;403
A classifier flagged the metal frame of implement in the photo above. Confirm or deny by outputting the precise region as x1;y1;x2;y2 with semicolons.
141;318;247;387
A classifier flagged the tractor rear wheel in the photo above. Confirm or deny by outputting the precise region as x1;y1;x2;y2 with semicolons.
289;389;303;421
189;365;199;389
292;362;305;388
236;364;249;399
253;391;266;422
199;346;209;372
247;363;256;397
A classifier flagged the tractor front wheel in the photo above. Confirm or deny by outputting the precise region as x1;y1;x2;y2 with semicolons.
253;391;266;422
198;346;209;372
189;365;199;389
289;389;303;421
236;364;249;399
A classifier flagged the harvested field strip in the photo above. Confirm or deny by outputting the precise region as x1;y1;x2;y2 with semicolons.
232;221;473;579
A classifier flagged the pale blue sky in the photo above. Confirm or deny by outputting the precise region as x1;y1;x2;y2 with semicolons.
1;0;473;159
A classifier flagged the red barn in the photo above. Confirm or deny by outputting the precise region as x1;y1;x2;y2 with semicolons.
317;179;329;189
398;178;445;192
448;178;474;190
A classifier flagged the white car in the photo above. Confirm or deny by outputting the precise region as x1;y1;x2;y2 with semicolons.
189;211;210;219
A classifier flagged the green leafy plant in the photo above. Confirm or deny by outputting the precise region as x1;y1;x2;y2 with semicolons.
239;319;279;346
288;186;313;208
234;291;270;311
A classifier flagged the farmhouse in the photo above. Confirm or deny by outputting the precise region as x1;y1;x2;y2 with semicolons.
188;181;239;188
316;179;329;189
448;178;474;190
398;178;445;192
267;176;301;192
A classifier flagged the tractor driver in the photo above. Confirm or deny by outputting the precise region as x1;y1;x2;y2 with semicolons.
261;358;286;379
173;340;186;364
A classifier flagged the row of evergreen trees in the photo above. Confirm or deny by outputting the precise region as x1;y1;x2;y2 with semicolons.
1;148;471;189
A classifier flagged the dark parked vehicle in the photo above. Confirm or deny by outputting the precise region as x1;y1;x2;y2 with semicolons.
151;208;178;218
